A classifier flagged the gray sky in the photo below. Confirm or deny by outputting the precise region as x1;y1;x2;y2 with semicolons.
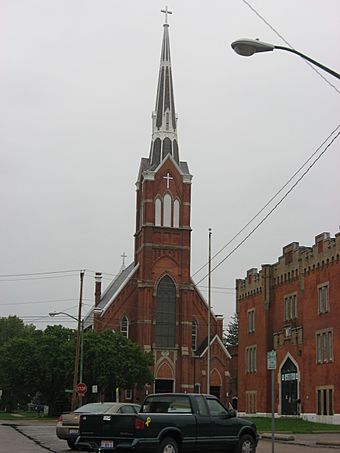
1;0;340;330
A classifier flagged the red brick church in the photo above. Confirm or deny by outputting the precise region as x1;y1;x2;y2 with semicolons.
86;15;230;403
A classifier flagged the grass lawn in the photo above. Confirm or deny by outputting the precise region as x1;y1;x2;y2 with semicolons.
244;416;340;433
0;411;54;421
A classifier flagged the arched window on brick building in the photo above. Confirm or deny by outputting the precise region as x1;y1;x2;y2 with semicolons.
155;276;176;348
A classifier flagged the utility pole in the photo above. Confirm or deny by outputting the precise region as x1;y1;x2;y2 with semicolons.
207;228;212;394
71;270;85;410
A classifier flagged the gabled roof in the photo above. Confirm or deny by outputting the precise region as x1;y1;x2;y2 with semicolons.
195;334;231;359
98;261;138;313
83;262;138;329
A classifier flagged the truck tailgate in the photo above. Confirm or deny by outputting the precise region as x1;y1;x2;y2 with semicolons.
79;413;137;438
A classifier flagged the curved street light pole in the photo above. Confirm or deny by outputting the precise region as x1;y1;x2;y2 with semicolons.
49;310;84;408
231;39;340;80
49;270;85;410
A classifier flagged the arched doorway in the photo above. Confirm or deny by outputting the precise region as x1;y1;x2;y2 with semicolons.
155;361;174;394
281;357;298;415
210;368;222;399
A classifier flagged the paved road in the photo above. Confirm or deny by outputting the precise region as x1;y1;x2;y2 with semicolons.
1;422;340;453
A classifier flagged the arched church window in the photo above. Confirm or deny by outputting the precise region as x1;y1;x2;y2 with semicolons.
192;319;198;351
155;198;162;226
162;137;172;159
155;276;176;348
152;138;161;166
173;199;180;227
120;316;129;338
173;140;179;163
163;193;172;227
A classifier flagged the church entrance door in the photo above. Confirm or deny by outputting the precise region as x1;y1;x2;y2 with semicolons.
281;358;298;415
210;386;220;399
155;379;174;393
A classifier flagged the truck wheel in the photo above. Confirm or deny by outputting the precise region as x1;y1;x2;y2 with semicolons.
158;437;179;453
67;439;78;450
236;434;256;453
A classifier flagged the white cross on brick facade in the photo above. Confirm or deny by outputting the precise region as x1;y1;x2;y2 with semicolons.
163;172;173;189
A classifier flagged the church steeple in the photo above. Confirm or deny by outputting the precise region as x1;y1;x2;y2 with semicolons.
149;8;179;167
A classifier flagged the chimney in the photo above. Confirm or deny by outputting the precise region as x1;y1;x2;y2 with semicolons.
95;272;102;307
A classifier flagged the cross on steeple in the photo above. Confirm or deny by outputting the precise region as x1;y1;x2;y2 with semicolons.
161;6;172;24
121;252;127;268
163;172;173;189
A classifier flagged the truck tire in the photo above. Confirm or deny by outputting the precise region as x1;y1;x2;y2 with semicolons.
157;437;179;453
67;439;78;450
236;434;256;453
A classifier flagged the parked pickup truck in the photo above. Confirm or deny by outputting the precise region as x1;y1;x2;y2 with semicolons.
76;393;258;453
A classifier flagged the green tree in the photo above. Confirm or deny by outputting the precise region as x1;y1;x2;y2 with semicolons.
0;320;154;413
0;315;35;345
0;324;75;413
223;313;239;346
83;330;154;400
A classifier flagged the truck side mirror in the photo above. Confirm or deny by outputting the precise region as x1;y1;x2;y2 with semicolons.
228;409;237;418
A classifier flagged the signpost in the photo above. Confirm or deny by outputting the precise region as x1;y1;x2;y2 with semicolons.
267;350;277;453
76;383;87;397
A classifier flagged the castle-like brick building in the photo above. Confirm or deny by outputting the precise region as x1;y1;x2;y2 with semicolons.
236;232;340;423
85;16;230;403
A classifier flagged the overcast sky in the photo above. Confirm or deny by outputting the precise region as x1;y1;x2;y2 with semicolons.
1;0;340;330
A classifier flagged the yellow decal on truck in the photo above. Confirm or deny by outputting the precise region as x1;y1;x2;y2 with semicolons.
145;416;151;427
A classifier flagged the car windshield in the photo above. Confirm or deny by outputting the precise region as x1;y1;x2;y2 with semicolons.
74;403;114;413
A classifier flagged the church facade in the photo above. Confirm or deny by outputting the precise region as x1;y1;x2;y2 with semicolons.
87;18;230;403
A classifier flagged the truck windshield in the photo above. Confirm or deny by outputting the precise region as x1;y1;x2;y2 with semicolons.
141;395;192;414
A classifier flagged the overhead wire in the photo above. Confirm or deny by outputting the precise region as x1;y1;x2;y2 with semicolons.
195;129;340;285
240;0;340;95
192;122;340;278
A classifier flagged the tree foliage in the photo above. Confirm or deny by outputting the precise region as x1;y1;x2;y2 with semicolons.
0;318;154;413
0;315;35;345
223;313;239;346
83;330;154;400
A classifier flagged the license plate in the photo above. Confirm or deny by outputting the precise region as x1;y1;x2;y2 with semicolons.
101;440;114;448
69;429;78;435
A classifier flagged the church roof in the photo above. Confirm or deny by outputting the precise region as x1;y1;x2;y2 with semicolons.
195;334;232;359
83;262;138;329
98;261;138;312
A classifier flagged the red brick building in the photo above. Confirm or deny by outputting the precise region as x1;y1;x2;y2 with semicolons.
86;19;230;403
236;232;340;423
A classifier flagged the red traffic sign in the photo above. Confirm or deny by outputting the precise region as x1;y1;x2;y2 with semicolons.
76;383;87;396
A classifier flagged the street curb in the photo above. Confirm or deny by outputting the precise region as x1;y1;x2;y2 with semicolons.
261;433;295;441
317;441;340;447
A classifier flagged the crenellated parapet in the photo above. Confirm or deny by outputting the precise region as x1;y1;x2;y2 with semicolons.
237;232;340;303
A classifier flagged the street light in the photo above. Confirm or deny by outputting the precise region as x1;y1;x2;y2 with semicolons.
49;310;84;409
231;38;340;80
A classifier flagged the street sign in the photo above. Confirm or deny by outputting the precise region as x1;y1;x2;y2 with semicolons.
76;383;87;396
267;350;277;370
92;385;98;394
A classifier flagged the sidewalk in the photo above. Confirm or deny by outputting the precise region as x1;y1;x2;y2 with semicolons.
261;432;340;448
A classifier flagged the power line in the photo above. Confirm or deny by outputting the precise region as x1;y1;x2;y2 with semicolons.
195;129;340;285
240;0;340;95
192;122;340;278
0;298;93;306
0;269;81;278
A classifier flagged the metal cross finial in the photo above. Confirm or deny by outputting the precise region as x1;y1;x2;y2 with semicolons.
121;252;127;267
161;6;173;24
